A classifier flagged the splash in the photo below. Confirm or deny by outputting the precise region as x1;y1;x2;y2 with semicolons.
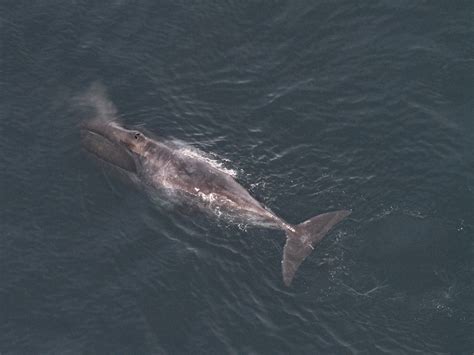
177;146;238;177
197;191;219;203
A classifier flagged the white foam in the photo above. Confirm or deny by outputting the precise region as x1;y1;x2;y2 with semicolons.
197;191;218;203
177;147;238;177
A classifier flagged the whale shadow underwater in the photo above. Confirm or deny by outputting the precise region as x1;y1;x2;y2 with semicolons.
79;85;351;286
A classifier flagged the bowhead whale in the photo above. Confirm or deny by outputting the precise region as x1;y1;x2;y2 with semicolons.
80;94;350;286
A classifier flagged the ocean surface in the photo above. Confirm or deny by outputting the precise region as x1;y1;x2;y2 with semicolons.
1;1;473;354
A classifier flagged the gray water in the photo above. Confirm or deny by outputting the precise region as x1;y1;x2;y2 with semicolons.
1;1;473;354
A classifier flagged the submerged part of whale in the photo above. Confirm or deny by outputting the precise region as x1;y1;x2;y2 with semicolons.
81;128;137;173
80;91;350;286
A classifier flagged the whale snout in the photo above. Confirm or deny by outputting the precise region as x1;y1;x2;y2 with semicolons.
81;120;138;173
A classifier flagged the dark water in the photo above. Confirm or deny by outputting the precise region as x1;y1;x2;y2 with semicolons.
1;1;473;354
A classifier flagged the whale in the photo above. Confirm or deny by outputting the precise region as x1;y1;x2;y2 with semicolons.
80;94;350;286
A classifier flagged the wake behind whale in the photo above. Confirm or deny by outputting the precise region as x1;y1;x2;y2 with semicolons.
79;85;351;286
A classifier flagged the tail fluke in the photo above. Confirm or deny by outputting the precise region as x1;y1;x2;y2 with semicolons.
282;210;351;286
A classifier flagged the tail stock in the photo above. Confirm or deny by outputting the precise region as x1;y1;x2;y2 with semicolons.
282;210;351;286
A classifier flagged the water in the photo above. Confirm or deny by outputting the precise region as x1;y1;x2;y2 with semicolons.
1;1;473;353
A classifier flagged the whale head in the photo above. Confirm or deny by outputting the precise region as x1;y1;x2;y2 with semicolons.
81;120;149;173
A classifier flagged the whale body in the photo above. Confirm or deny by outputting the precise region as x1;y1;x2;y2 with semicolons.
80;92;350;286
